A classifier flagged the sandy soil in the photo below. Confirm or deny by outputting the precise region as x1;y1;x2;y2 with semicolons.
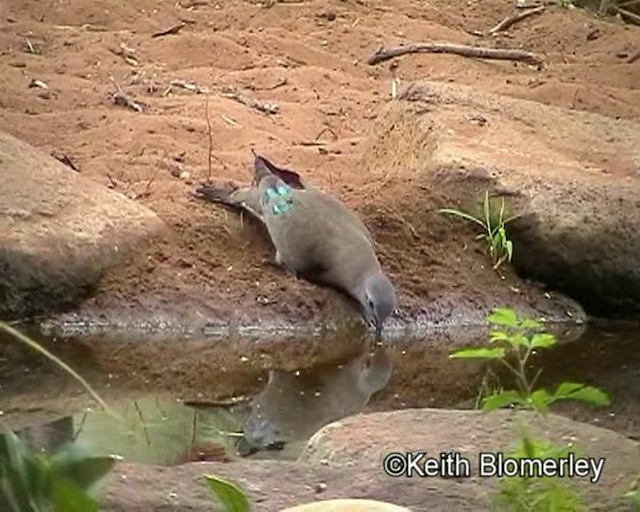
1;0;639;328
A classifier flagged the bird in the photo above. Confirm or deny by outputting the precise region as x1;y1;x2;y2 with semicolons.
194;151;396;339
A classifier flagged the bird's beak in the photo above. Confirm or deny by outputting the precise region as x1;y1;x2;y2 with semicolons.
374;322;383;342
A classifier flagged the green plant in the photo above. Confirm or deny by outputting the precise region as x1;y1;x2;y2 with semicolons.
449;307;611;414
439;190;518;270
624;476;640;511
1;321;253;511
494;433;587;512
204;474;250;512
0;431;119;512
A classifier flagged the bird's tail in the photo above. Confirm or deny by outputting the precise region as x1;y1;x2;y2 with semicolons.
251;149;275;183
250;149;304;189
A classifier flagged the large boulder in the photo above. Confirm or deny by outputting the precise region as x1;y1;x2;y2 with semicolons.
98;408;637;510
0;130;166;320
361;81;640;317
301;408;640;510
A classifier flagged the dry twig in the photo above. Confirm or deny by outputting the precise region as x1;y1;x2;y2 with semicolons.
488;6;545;34
152;22;186;38
166;79;278;115
52;153;79;171
628;49;640;64
614;6;640;25
111;76;143;112
205;94;213;182
220;86;279;114
367;42;542;66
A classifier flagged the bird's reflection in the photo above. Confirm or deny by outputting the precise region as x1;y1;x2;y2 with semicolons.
234;345;393;456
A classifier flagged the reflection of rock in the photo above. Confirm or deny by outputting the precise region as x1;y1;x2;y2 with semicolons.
237;347;393;455
363;81;640;316
16;415;74;454
0;130;166;320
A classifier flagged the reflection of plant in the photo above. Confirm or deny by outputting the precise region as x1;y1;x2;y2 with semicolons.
495;433;587;512
0;431;119;512
1;321;254;511
449;307;610;413
439;190;518;270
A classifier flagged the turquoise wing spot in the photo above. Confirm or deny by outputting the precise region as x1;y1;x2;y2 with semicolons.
272;201;292;216
264;181;293;216
276;184;290;196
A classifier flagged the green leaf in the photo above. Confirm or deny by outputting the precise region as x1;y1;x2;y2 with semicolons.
528;389;552;413
50;444;119;491
530;333;556;349
0;432;37;511
449;347;505;360
488;330;510;343
204;474;250;512
505;240;513;261
519;318;543;329
438;208;487;229
482;390;525;412
508;334;530;349
487;308;519;327
51;478;98;512
552;382;611;407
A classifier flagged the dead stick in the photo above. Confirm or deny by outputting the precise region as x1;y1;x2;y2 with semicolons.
367;42;542;66
152;22;186;38
488;6;545;34
205;94;213;182
628;49;640;64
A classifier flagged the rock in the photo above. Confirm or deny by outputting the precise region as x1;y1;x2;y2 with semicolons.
99;408;638;510
362;81;640;317
0;130;166;320
102;458;492;511
300;408;640;509
282;499;411;511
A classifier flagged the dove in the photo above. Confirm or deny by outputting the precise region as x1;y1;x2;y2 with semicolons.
195;152;396;339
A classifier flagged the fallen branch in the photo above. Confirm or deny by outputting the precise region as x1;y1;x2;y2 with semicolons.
488;6;545;34
164;78;279;115
614;6;640;26
628;49;640;64
367;42;542;66
152;22;186;38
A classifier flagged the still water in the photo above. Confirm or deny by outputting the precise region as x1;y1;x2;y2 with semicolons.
1;320;639;464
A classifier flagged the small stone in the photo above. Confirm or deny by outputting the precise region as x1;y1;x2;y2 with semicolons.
179;170;190;181
314;482;327;493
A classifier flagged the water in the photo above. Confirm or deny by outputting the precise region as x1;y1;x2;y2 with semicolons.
1;320;639;465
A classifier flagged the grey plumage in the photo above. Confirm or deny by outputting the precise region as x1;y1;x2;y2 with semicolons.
195;152;396;338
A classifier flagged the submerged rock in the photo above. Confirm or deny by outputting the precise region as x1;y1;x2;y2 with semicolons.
363;81;640;317
0;130;166;320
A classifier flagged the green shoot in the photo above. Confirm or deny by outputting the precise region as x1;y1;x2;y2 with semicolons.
439;190;518;270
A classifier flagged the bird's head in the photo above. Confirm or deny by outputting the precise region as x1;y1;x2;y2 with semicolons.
363;272;396;340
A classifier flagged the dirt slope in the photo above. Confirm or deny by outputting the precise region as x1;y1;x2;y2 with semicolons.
1;0;638;327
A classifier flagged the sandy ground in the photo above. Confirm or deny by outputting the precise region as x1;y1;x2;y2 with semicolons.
1;0;639;329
